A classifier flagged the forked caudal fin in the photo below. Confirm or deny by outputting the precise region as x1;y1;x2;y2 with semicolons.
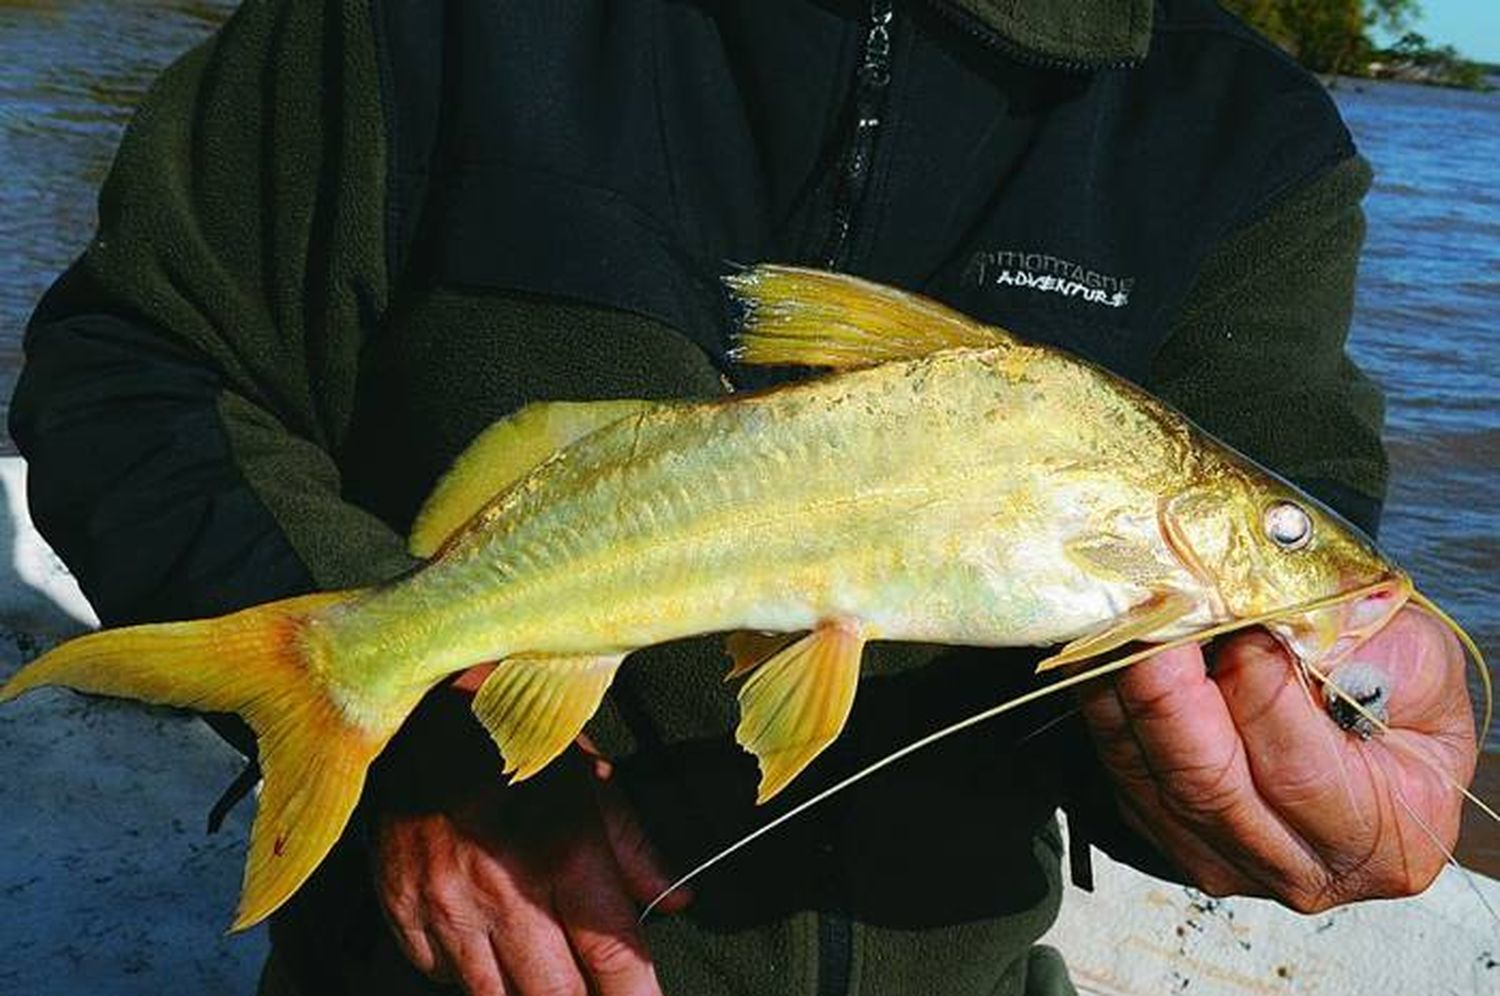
0;590;399;931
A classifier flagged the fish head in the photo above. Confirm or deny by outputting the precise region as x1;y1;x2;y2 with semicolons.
1161;468;1409;668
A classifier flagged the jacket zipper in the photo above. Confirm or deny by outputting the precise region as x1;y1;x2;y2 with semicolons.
823;0;895;269
813;13;897;993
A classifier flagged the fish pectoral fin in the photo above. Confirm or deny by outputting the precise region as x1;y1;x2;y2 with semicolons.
725;265;1012;368
1063;533;1180;587
723;629;802;681
409;399;658;558
733;620;865;804
471;652;625;782
1034;592;1197;673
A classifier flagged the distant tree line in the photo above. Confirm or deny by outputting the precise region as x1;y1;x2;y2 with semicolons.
1221;0;1492;89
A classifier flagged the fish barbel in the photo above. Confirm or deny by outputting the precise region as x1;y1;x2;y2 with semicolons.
0;266;1483;931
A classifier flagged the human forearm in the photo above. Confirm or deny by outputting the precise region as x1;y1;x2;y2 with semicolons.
13;281;412;626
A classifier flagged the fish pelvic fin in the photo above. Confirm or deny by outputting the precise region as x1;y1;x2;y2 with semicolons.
725;265;1012;368
723;630;801;682
472;653;626;783
0;590;401;932
733;620;865;804
410;399;659;559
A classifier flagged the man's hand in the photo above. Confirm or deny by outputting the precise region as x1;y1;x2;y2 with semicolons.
1078;606;1478;912
371;669;688;996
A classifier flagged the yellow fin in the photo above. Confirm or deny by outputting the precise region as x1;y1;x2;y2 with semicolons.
723;630;800;681
734;620;865;803
472;653;625;782
1035;591;1197;673
0;590;403;932
725;265;1011;368
409;399;655;558
1063;533;1182;588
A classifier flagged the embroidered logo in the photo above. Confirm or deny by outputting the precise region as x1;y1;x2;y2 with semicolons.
964;250;1134;310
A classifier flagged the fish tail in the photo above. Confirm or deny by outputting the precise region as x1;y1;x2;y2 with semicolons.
0;590;397;932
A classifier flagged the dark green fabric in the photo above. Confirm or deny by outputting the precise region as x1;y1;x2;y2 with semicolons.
1024;945;1079;996
943;0;1153;66
80;0;407;593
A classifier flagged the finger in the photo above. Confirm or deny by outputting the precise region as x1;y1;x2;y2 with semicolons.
479;886;587;996
1211;630;1465;907
1327;609;1476;863
1107;644;1258;820
1076;661;1275;896
386;917;446;981
1211;630;1376;858
592;760;691;912
554;844;663;996
1221;625;1476;904
443;926;509;996
451;661;498;694
423;929;458;983
1340;608;1470;740
1107;644;1330;890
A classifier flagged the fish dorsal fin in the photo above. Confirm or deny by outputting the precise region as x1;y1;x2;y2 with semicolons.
472;653;626;782
733;620;865;803
409;399;655;558
725;265;1012;368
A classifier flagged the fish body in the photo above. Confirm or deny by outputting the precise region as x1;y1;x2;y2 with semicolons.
330;346;1198;691
0;265;1431;930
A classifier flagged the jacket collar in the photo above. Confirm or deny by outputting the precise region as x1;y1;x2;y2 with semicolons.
936;0;1154;68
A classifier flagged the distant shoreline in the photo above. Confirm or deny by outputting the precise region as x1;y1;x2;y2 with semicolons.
1323;69;1500;96
1358;62;1498;91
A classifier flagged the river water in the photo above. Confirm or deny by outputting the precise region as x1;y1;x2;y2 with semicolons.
0;3;1497;747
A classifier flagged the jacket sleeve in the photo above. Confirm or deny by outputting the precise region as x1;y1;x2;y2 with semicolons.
1148;154;1387;535
10;0;412;635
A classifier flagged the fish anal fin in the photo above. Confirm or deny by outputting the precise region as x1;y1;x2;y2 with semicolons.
726;265;1010;368
472;653;625;782
723;630;801;681
1035;591;1197;673
409;399;656;558
733;620;865;804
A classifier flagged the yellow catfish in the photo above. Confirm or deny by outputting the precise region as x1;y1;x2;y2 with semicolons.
0;266;1482;931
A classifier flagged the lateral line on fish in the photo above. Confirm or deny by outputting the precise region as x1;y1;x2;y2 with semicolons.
641;579;1406;919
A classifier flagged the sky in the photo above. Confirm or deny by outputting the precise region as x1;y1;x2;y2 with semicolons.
1393;0;1500;64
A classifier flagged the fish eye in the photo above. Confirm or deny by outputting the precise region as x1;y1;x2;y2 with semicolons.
1264;501;1312;550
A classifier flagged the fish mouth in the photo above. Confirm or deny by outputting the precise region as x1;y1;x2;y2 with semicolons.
1263;574;1413;670
1259;575;1493;746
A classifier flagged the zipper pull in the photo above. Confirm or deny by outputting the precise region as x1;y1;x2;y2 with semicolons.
858;0;895;113
824;0;897;268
